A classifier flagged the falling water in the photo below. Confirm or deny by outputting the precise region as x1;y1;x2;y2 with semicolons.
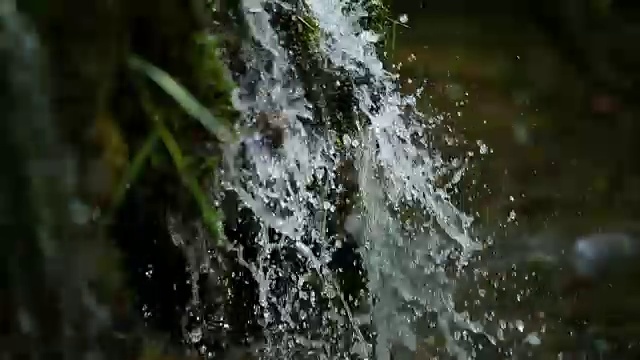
219;0;486;358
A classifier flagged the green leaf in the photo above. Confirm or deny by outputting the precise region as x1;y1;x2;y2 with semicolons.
127;54;235;144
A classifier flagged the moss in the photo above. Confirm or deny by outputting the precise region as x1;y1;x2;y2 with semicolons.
340;0;391;52
122;24;240;248
92;111;130;207
191;32;240;129
298;13;322;45
361;0;391;35
269;3;359;136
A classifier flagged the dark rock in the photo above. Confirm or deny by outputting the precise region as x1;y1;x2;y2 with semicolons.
570;231;640;280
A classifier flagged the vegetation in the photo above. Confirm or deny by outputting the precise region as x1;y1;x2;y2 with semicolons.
2;0;393;357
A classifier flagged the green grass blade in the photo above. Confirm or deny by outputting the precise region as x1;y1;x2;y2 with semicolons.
97;130;159;237
111;131;160;211
127;54;235;144
154;118;228;248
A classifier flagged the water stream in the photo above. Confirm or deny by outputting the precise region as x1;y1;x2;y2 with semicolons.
220;0;487;358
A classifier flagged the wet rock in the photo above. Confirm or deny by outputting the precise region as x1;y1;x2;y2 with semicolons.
255;111;287;149
482;228;640;285
570;231;640;280
454;227;640;357
562;231;640;336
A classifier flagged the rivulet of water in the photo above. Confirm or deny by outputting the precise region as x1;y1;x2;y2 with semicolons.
222;0;354;358
217;0;486;359
302;1;484;358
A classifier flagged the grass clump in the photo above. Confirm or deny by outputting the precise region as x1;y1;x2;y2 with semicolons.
124;50;234;248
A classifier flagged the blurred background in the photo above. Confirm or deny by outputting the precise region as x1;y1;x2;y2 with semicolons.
386;1;640;357
390;0;640;229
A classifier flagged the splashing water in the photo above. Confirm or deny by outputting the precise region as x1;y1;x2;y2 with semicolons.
215;0;490;358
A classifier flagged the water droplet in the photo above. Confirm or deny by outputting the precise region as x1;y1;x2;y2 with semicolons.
524;332;541;346
342;134;352;147
69;199;91;225
476;140;489;155
362;30;380;43
351;341;370;358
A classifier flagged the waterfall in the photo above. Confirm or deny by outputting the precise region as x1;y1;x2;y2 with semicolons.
219;0;484;358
